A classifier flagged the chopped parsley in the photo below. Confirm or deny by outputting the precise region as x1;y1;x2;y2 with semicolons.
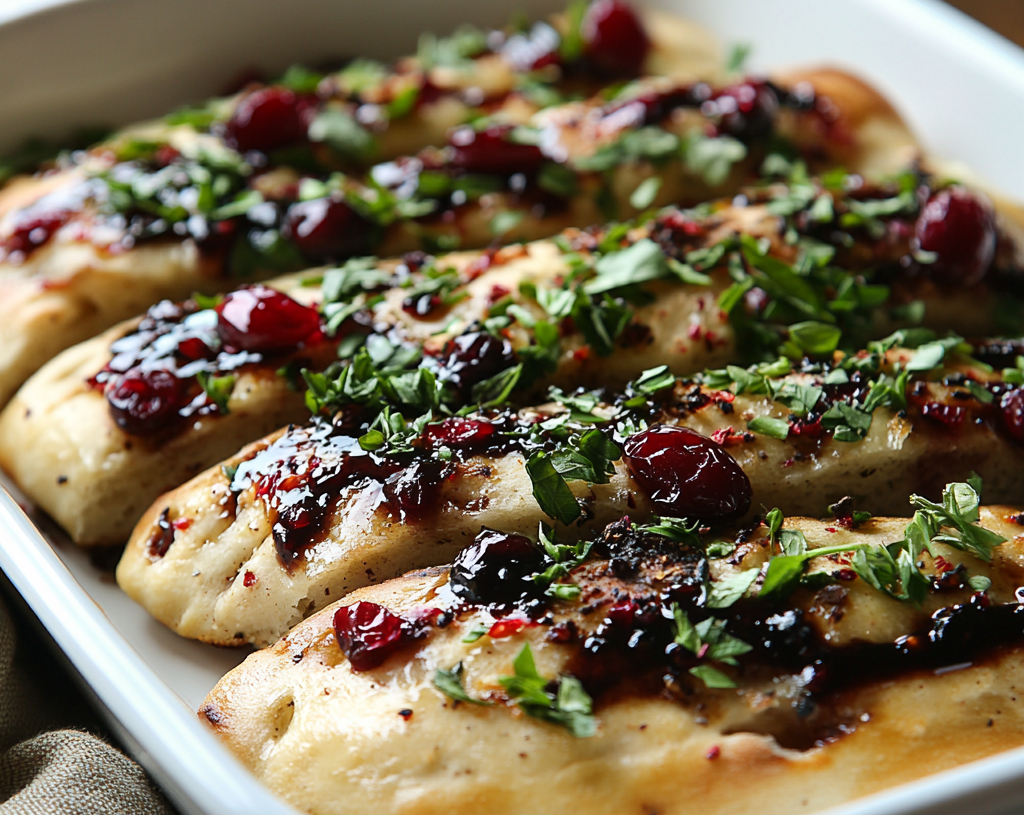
433;662;492;705
498;644;596;737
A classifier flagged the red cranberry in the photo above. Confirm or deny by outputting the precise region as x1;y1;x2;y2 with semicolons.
622;425;752;521
915;186;996;286
580;0;650;76
382;459;447;523
705;81;778;141
604;598;639;628
105;368;185;435
449;529;545;605
920;401;966;428
2;210;71;258
448;125;545;177
284;196;368;260
333;601;411;672
437;332;517;395
1001;388;1024;442
423;417;496;450
175;336;213;362
215;285;322;353
224;87;316;153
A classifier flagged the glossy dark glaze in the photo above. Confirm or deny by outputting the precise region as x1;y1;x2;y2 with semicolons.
88;286;325;436
621;425;752;521
433;518;1024;748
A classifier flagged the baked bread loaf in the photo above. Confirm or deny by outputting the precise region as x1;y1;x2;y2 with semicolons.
5;161;1018;546
118;336;1024;646
200;490;1024;815
0;0;728;407
0;57;918;407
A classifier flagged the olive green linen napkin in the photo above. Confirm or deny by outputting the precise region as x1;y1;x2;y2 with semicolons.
0;594;171;815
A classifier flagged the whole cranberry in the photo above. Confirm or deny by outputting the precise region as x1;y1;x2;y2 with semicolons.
333;601;410;672
105;368;184;435
437;332;517;395
224;87;316;153
215;285;322;353
580;0;651;76
423;417;497;450
449;529;545;605
448;125;545;177
706;81;778;141
284;196;367;260
622;424;752;521
915;186;996;286
2;210;71;258
1001;388;1024;443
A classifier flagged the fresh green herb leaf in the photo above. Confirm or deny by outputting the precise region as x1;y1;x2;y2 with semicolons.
584;239;668;295
706;568;759;609
498;644;596;737
747;416;789;440
689;664;737;689
629;176;662;210
433;662;491;705
526;452;582;525
196;371;235;414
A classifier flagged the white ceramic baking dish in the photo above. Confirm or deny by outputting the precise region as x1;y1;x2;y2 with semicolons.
1;1;1023;813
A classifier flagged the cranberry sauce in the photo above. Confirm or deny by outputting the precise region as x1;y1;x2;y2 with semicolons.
223;374;744;571
0;179;99;263
622;425;752;521
89;285;324;436
333;601;436;672
229;420;443;567
227;408;551;568
440;517;1024;744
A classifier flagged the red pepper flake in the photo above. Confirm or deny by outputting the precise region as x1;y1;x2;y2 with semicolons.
464;248;498;279
172;517;192;531
933;556;955;574
488;284;511;304
705;745;721;760
789;417;823;437
573;347;591;362
243;570;257;587
783;458;795;468
687;324;703;341
710;426;753;447
488;617;535;639
825;527;838;533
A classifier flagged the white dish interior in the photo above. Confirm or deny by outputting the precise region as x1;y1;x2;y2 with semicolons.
2;0;1024;813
